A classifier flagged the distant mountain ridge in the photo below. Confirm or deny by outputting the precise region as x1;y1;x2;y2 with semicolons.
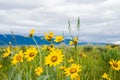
0;34;107;46
0;34;70;45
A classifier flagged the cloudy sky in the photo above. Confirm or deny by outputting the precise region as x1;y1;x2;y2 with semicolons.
0;0;120;42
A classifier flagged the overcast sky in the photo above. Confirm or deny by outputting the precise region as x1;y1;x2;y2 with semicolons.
0;0;120;42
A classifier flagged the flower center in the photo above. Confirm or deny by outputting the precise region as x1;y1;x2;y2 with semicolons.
29;34;33;37
37;69;40;72
16;55;22;61
29;52;35;57
70;68;77;73
74;41;78;45
51;56;57;62
58;38;62;40
47;36;52;41
50;44;54;48
113;63;118;67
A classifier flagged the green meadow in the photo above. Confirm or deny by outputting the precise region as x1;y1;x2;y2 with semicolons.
0;44;120;80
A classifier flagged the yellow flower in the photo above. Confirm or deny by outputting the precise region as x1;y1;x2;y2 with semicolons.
106;44;111;49
109;59;120;71
41;45;48;50
47;44;55;51
45;49;64;67
11;50;24;65
114;46;118;50
42;44;55;51
24;47;38;61
73;37;78;43
14;46;20;52
68;58;74;63
44;32;54;41
34;67;43;76
3;47;11;58
76;76;81;80
0;64;2;69
69;37;78;45
29;29;34;37
64;64;81;80
54;36;64;42
102;73;108;79
80;52;87;58
69;41;74;45
60;66;66;70
102;73;111;80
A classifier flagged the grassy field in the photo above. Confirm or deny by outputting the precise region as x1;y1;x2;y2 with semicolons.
0;29;120;80
0;43;120;80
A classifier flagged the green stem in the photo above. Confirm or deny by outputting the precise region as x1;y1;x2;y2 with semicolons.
32;37;40;52
75;44;79;63
46;66;50;80
9;64;18;80
0;72;8;80
113;70;116;80
22;61;32;80
32;37;42;66
56;66;59;80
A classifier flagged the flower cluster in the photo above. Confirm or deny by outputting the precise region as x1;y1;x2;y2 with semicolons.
1;29;120;80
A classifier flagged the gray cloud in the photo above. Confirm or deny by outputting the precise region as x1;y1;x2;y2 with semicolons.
0;0;120;43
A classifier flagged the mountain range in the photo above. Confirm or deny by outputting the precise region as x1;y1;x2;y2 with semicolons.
0;34;108;46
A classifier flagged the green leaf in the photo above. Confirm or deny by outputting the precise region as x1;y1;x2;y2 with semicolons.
0;72;8;80
14;70;23;80
37;75;51;80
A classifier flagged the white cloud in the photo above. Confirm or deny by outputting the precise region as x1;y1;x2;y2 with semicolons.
0;0;120;42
